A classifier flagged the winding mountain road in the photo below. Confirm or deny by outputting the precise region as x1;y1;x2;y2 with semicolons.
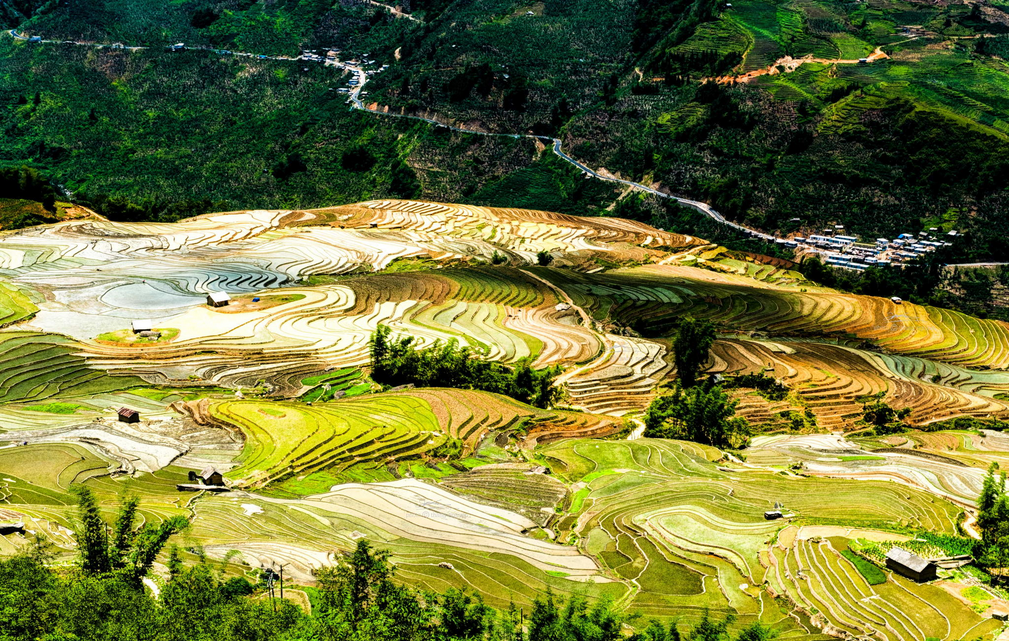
8;17;898;248
7;24;770;241
346;72;774;240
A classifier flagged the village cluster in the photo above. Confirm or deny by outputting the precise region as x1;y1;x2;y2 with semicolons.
773;224;958;270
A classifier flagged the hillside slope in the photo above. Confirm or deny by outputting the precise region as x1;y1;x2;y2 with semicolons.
5;0;1009;259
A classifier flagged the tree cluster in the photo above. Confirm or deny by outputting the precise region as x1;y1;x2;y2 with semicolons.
977;463;1009;581
857;395;911;435
370;325;564;408
0;486;300;641
0;552;304;641
643;379;751;449
85;193;224;224
644;317;749;448
71;486;188;587
0;165;56;213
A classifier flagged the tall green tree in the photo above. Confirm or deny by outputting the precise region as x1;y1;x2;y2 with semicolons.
313;539;433;641
976;463;1009;582
71;486;188;586
674;318;717;388
643;380;750;449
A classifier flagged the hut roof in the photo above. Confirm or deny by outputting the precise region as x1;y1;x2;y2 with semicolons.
131;319;152;332
886;547;931;573
207;291;231;303
118;407;138;419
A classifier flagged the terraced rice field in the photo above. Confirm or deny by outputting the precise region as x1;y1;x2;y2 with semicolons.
744;434;987;507
0;201;1004;639
547;263;1009;369
2;201;1007;427
540;438;985;634
437;463;569;526
0;332;141;403
0;444;191;549
897;429;1009;472
766;527;1001;641
12;200;1003;426
709;338;1009;430
213;389;619;488
190;478;621;606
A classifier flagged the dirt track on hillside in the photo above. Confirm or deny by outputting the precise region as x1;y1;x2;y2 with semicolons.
712;46;889;84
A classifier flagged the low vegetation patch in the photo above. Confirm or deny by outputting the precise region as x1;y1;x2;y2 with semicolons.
22;402;83;414
841;549;887;585
215;293;305;314
95;328;179;345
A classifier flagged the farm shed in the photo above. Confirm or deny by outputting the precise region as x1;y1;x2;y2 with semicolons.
0;521;24;535
189;467;225;486
885;547;937;582
131;319;152;333
207;291;231;307
764;510;783;520
117;407;140;424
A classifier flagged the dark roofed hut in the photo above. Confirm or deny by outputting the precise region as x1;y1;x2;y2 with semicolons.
207;291;231;307
118;407;140;424
885;547;937;582
187;467;224;487
0;521;24;536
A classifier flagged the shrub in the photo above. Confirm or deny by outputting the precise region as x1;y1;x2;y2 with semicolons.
723;373;788;401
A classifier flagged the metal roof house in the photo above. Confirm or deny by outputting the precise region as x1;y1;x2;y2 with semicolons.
131;319;152;333
207;291;231;307
118;407;140;424
885;547;937;582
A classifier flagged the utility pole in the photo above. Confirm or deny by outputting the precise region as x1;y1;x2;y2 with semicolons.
279;563;286;601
